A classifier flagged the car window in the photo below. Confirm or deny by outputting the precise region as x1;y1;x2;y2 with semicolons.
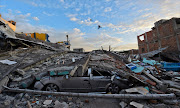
92;70;103;76
99;71;111;76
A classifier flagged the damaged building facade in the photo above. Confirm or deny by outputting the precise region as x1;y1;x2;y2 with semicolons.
138;17;180;54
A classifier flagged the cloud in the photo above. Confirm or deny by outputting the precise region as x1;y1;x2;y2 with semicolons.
75;8;80;11
73;28;80;33
39;3;46;7
104;7;112;12
70;17;79;21
94;33;122;46
0;5;6;8
114;43;138;51
59;0;64;3
66;14;79;22
80;19;100;26
28;1;60;8
141;13;152;18
3;12;31;23
16;22;51;33
31;2;38;6
73;28;85;35
42;11;54;16
26;13;31;17
67;14;100;26
80;20;93;26
32;17;39;21
106;0;111;2
70;17;100;26
97;0;180;35
66;14;77;17
138;8;151;13
15;10;21;13
104;23;123;29
7;9;12;13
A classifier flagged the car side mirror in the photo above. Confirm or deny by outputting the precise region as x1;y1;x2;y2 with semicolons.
90;74;93;79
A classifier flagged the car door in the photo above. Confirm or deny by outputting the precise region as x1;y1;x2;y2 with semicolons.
61;76;91;92
90;71;111;92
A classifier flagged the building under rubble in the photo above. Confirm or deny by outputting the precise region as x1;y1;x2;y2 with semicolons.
73;48;84;52
137;17;180;54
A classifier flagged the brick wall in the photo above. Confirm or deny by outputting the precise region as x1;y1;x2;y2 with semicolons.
138;18;180;54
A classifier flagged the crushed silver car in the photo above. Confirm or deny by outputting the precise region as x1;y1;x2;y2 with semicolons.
34;68;130;94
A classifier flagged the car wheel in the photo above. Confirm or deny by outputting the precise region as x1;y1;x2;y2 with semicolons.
45;83;59;92
107;83;120;94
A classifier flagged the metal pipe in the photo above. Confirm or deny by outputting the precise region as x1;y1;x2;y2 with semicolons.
3;86;176;99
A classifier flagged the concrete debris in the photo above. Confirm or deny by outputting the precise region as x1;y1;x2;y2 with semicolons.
54;101;69;108
130;101;144;108
140;47;168;58
72;58;75;62
125;87;149;95
27;101;32;108
16;69;25;75
48;66;74;71
119;101;127;108
43;99;52;105
4;99;11;106
0;76;9;93
161;99;179;105
0;59;17;65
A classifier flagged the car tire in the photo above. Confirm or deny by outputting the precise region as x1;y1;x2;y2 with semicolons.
106;83;120;94
45;83;59;92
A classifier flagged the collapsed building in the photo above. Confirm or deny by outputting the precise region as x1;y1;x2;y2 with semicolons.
73;48;85;52
0;15;179;108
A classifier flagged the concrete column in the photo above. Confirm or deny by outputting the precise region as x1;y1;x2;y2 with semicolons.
156;27;162;49
172;19;180;51
137;36;141;54
145;33;149;52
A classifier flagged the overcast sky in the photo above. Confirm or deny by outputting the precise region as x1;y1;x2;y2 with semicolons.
1;0;180;51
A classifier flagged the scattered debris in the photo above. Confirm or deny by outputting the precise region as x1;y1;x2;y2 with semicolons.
27;101;32;108
43;100;52;105
125;87;149;95
130;101;144;108
54;101;69;108
119;101;127;108
0;59;17;65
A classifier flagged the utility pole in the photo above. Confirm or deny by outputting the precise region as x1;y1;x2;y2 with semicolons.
66;35;69;43
66;35;70;50
101;46;103;50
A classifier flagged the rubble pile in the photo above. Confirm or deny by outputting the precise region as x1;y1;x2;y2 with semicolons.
0;45;179;107
0;16;180;108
